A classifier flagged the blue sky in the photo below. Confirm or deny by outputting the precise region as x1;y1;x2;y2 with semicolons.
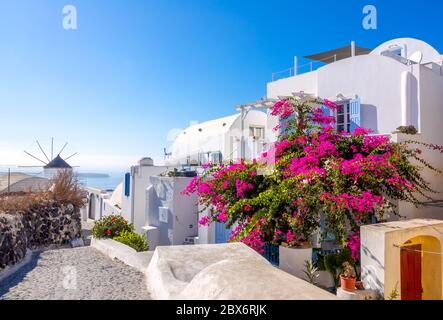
0;0;442;171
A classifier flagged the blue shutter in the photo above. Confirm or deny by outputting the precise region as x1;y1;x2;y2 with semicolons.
215;222;232;243
124;173;130;197
349;97;361;133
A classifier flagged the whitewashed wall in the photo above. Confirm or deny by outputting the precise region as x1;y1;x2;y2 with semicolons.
144;176;198;250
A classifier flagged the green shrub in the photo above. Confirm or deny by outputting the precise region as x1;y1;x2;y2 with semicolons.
114;230;149;252
92;215;133;239
323;248;355;286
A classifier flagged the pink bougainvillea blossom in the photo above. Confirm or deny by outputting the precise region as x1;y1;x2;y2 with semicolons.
348;232;361;261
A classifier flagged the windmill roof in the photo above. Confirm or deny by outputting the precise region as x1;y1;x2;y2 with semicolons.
44;155;72;169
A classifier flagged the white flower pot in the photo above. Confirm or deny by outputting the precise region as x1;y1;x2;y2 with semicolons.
316;270;335;288
279;245;313;280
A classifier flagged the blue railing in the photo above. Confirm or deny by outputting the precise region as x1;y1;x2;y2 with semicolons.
261;244;342;268
261;243;279;266
312;248;342;266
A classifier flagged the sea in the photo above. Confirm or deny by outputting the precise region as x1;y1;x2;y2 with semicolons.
0;168;124;192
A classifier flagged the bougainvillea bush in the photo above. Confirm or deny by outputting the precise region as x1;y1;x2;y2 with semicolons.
183;95;442;259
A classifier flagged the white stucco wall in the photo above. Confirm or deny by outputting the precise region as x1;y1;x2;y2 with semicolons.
144;176;198;250
392;65;443;219
134;166;169;233
196;207;216;245
265;38;443;138
267;55;412;135
267;71;318;99
316;55;410;134
228;110;268;161
168;110;268;165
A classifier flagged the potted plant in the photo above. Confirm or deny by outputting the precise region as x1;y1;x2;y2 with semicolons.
340;262;357;291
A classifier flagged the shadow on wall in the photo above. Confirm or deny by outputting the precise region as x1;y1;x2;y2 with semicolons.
361;104;378;134
361;244;385;295
410;75;419;130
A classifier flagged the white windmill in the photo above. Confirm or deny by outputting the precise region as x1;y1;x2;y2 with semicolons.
22;138;78;178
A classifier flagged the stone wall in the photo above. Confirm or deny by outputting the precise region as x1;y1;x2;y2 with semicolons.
0;213;27;270
0;201;81;270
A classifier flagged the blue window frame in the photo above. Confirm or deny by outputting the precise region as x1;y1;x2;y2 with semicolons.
124;173;130;197
349;97;361;133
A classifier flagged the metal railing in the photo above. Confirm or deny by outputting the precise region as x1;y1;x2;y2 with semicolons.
271;54;338;82
261;243;342;268
261;243;279;266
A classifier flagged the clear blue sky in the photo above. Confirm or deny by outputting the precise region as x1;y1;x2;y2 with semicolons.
0;0;442;171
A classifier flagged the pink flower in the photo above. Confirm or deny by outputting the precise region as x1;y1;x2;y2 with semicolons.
348;232;361;261
198;215;211;226
353;127;372;136
235;179;254;198
286;230;295;244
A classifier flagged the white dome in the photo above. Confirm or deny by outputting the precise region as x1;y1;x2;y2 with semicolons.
139;157;154;166
371;38;441;64
169;113;241;162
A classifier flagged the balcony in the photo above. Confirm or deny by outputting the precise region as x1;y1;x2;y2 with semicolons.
271;42;372;82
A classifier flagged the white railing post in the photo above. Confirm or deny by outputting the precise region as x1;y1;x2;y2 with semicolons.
294;56;298;76
351;40;356;57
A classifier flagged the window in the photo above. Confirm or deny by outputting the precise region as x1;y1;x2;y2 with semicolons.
210;151;222;164
249;126;265;140
391;48;402;57
336;103;351;132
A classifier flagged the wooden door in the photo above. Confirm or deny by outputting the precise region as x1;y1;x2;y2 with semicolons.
401;244;422;300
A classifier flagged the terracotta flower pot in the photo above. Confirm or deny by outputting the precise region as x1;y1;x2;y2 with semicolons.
340;275;356;292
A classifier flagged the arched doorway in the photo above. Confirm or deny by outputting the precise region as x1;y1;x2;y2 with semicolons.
400;236;442;300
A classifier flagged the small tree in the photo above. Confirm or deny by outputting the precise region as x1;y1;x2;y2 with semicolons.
49;169;86;208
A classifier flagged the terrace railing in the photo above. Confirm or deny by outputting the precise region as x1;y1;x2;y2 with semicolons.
261;243;342;268
271;54;338;82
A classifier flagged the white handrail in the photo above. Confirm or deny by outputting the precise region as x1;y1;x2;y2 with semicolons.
271;54;338;82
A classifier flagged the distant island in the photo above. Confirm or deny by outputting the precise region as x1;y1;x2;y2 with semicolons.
76;173;110;178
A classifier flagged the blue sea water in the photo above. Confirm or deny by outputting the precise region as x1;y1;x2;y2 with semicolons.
77;172;124;191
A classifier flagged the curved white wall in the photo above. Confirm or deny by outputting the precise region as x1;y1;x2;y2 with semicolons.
371;38;441;64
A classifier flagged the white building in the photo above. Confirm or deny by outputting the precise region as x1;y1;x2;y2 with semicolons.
166;110;268;166
260;37;443;220
83;157;201;250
